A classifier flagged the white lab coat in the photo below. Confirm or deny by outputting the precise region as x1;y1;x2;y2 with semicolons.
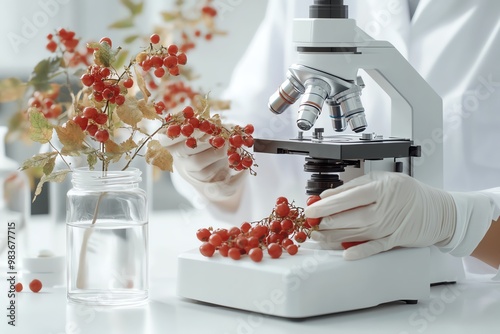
172;0;500;276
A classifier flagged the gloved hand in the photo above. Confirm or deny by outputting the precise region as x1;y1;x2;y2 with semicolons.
158;129;247;206
304;171;496;260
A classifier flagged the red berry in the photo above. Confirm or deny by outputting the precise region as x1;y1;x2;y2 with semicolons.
46;40;57;52
177;53;187;65
267;243;282;259
229;134;243;148
154;67;166;78
280;219;294;232
228;152;241;166
182;106;194;119
80;73;94;87
341;241;369;250
169;66;180;76
228;247;241;260
219;244;229;257
73;116;88;131
163;55;178;68
115;94;126;106
199;242;216;257
240;221;252;233
94;113;108;125
294;231;307;243
185;137;197;148
86;124;98;136
166;124;181;138
244;124;254;135
180;123;194;137
167;44;178;55
275;202;290;218
196;228;211;242
123;78;134;89
306;217;321;227
286;244;299;256
150;33;160;44
306;195;322;206
249;248;263;262
276;196;288;205
15;282;23;292
95;129;109;143
83;107;98;120
99;37;112;47
208;233;223;247
29;279;42;293
210;136;225;149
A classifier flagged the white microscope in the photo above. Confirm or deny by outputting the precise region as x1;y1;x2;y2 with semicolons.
177;0;464;317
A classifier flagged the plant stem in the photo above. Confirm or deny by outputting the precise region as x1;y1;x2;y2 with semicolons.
49;140;72;170
75;191;106;289
121;123;166;171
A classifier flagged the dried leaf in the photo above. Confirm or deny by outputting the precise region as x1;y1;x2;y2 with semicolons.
87;41;119;68
43;155;57;175
28;109;53;144
161;11;179;21
20;151;58;171
0;78;26;102
87;152;98;170
116;98;143;127
145;140;173;172
55;120;86;154
120;136;138;153
104;139;124;163
210;99;231;111
33;169;71;202
138;99;160;120
113;49;130;69
134;65;151;101
193;95;211;119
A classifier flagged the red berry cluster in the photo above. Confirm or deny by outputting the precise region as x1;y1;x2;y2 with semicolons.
136;34;187;79
197;195;322;262
28;84;62;119
46;28;91;67
73;106;109;143
165;107;256;172
161;82;197;110
80;64;126;105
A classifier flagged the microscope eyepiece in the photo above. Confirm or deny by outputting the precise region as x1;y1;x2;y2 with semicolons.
310;0;348;19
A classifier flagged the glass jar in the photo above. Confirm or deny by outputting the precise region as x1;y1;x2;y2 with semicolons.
66;167;148;306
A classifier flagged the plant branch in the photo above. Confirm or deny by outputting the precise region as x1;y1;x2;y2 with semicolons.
121;123;166;171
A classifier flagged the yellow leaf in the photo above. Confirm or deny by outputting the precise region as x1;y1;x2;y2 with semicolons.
138;99;160;120
0;78;26;102
20;151;58;171
33;169;71;202
134;65;151;102
120;136;138;153
104;139;124;163
55;120;86;154
145;140;173;172
28;109;53;144
116;98;143;127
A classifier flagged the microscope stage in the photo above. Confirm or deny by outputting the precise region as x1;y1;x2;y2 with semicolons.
177;246;433;318
253;135;414;161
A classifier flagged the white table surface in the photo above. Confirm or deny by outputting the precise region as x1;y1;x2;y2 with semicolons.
2;210;500;334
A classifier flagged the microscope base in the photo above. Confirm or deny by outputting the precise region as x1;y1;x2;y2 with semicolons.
177;246;462;318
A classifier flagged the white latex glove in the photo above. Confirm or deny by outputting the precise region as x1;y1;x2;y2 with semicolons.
305;171;496;261
158;130;246;206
